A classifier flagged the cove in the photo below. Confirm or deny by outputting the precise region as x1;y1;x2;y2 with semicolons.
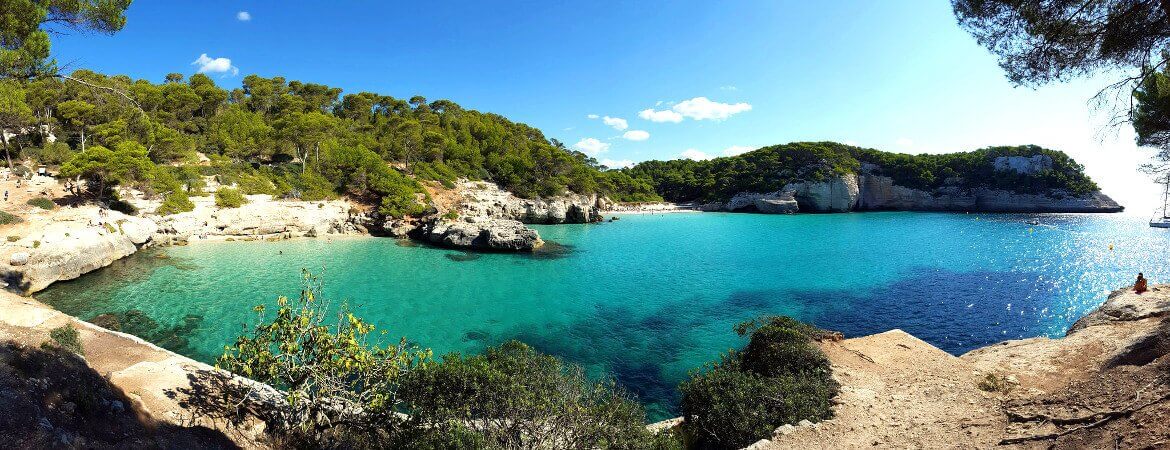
35;212;1170;421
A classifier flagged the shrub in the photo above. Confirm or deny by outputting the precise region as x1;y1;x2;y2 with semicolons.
217;270;430;447
680;316;839;449
6;236;18;242
400;340;665;449
25;141;74;166
108;199;138;216
441;210;458;220
977;373;1016;394
43;324;84;355
156;191;194;216
0;211;23;225
26;197;54;210
214;187;247;208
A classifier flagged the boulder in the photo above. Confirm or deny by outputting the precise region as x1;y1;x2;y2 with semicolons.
415;217;542;252
9;252;29;266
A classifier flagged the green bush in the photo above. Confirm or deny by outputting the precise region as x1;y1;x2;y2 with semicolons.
400;340;666;449
43;324;84;355
214;187;247;208
680;316;839;449
441;210;458;220
156;191;194;216
25;141;74;166
0;211;23;225
26;197;54;210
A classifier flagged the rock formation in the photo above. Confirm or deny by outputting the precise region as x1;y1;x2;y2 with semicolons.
413;216;542;251
457;181;602;224
0;207;157;293
148;196;361;244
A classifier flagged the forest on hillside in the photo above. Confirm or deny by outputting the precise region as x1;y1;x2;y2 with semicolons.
0;71;662;218
623;142;1100;203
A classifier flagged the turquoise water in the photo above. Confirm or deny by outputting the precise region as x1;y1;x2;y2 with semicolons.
36;212;1170;420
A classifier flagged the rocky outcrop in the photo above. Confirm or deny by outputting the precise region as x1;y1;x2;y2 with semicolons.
457;181;601;224
994;155;1052;175
413;216;542;251
0;207;157;293
702;191;799;213
785;174;860;212
148;196;362;244
856;174;1124;212
700;175;860;214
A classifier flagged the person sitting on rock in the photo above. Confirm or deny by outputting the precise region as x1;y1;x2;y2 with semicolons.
1135;272;1148;294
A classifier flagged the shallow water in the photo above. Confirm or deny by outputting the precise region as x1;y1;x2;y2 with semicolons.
37;212;1170;420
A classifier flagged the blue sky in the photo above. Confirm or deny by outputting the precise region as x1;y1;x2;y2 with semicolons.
51;1;1164;212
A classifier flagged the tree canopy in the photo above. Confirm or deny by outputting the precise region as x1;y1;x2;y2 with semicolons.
0;0;132;79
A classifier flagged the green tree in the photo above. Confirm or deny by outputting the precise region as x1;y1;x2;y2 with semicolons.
0;0;132;79
0;80;35;167
59;141;154;198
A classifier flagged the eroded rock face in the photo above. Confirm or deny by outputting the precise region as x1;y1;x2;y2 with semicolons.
414;216;542;251
149;196;360;243
457;181;601;224
706;191;800;214
1;207;156;293
855;175;1123;213
784;174;860;212
994;155;1053;175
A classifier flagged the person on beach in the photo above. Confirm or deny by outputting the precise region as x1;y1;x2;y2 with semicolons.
1135;273;1148;294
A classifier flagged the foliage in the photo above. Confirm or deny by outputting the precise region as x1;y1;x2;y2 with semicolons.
59;141;154;198
43;323;83;355
26;197;53;210
627;142;1100;202
977;373;1016;394
156;190;194;216
0;0;131;79
24;141;73;166
399;340;667;449
953;1;1170;177
680;316;838;449
217;270;431;447
952;0;1170;88
214;187;247;208
0;210;23;225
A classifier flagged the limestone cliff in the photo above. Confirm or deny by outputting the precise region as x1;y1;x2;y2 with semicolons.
456;180;602;224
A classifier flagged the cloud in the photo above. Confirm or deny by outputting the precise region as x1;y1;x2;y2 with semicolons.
895;137;914;149
639;108;684;123
236;11;251;21
602;116;628;131
572;137;610;156
673;97;752;121
719;85;738;91
681;149;713;160
721;145;757;156
601;159;635;169
640;97;751;123
622;130;650;141
586;114;599;119
192;53;238;76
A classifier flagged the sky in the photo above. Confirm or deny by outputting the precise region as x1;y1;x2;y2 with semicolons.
49;1;1166;213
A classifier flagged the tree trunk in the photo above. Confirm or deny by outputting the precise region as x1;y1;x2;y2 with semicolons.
80;128;86;152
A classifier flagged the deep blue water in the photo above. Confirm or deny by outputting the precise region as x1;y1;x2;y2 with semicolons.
36;212;1170;420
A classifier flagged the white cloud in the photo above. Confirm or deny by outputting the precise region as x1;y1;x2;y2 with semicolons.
601;159;635;169
895;137;914;149
722;145;757;156
673;97;752;121
639;108;684;123
192;53;238;76
622;130;650;141
586;114;599;119
719;85;738;91
572;137;610;156
640;97;751;123
602;116;628;131
681;149;713;160
236;11;251;21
